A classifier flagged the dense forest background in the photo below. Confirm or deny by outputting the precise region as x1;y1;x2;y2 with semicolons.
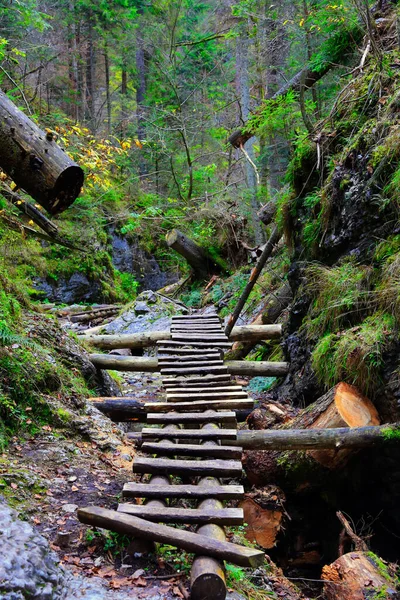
1;0;400;596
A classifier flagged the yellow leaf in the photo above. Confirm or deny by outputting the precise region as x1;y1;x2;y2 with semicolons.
28;220;34;226
135;139;143;149
299;18;304;26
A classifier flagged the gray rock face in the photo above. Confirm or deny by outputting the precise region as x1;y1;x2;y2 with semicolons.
33;273;103;305
111;230;177;292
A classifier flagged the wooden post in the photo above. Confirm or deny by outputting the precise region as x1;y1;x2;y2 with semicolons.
0;90;84;214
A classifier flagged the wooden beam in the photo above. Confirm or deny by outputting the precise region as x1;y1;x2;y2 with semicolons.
122;482;245;500
141;441;242;459
117;504;244;526
77;506;265;568
141;428;237;441
147;411;237;425
132;456;242;477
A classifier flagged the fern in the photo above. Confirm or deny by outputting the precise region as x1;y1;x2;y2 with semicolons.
0;320;32;348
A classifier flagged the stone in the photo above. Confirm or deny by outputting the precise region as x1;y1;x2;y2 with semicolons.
61;503;78;513
134;301;150;315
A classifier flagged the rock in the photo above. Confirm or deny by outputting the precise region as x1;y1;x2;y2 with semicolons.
61;503;78;513
33;272;104;304
134;301;150;315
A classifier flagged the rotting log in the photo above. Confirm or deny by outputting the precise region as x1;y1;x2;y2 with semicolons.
127;423;400;449
88;353;289;376
77;506;265;568
322;551;398;600
239;488;285;550
0;90;84;214
166;229;225;279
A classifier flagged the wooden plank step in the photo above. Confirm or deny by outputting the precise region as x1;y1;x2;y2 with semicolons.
172;315;220;321
145;399;254;412
141;428;237;441
78;507;265;568
147;411;236;425
141;441;242;459
160;360;223;369
171;325;222;331
158;354;221;363
133;456;242;477
157;340;232;349
117;504;244;525
161;365;228;375
171;334;228;342
166;391;248;400
163;374;231;386
122;482;245;500
158;347;224;356
166;385;243;393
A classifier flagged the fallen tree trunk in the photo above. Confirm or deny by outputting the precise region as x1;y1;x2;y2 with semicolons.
127;423;400;450
166;229;225;279
0;90;84;214
322;551;398;600
78;324;282;349
88;353;289;376
240;486;285;550
243;383;381;486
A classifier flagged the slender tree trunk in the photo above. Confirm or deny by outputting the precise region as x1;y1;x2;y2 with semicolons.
120;59;128;138
104;41;111;135
236;25;264;244
85;14;96;131
76;19;84;122
136;6;147;174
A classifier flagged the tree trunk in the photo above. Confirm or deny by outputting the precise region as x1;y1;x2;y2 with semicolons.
104;42;111;135
85;14;95;131
88;353;289;376
240;486;285;549
322;552;398;600
0;91;84;214
165;229;225;279
79;324;282;348
136;5;146;175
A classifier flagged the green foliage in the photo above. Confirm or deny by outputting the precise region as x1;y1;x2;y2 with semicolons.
311;313;396;395
381;425;400;441
303;260;372;339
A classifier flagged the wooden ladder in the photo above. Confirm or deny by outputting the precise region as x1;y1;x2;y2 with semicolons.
78;313;264;599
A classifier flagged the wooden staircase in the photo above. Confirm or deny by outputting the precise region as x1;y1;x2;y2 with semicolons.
78;312;265;599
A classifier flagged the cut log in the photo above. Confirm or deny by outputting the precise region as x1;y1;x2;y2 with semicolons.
132;456;243;478
122;482;245;500
146;411;237;425
141;441;243;459
77;506;265;568
258;200;277;226
0;90;84;214
89;354;289;377
141;428;237;441
294;382;380;468
79;325;281;349
166;229;225;279
117;504;244;526
322;552;397;600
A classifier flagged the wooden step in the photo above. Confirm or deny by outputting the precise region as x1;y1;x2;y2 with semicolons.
133;456;242;477
78;506;265;568
141;441;242;459
122;482;244;500
157;340;232;349
160;359;223;369
161;365;228;375
147;411;236;425
117;504;244;525
171;334;228;342
141;428;237;441
172;315;220;321
163;374;231;387
166;391;248;401
158;354;221;363
171;326;222;332
166;385;242;394
145;399;254;412
158;347;224;356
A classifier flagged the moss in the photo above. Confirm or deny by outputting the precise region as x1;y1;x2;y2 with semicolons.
366;552;393;583
311;312;396;396
381;425;400;441
55;407;73;424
